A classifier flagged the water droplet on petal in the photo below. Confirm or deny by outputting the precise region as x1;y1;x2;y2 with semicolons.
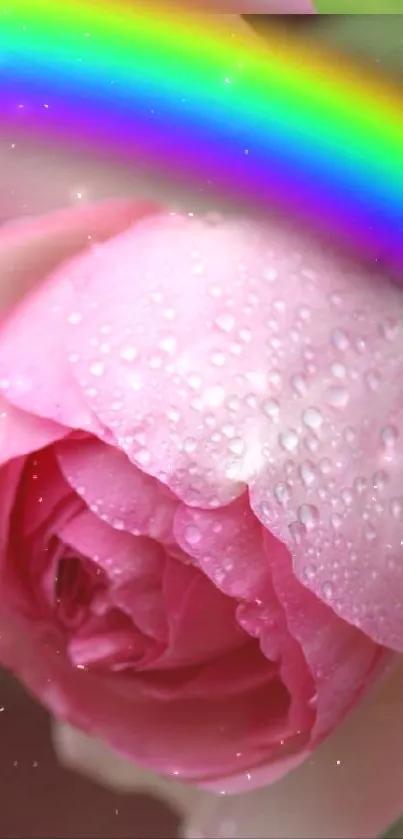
373;471;388;491
298;504;319;528
134;449;151;466
298;306;311;321
149;356;162;370
274;482;290;505
279;429;299;452
262;399;280;420
305;432;319;454
228;438;244;456
299;461;317;487
215;313;235;333
289;521;306;544
159;335;178;355
331;329;350;351
239;327;252;344
380;425;399;448
364;523;377;541
302;407;323;430
291;373;308;397
326;386;349;409
379;317;400;342
322;581;334;600
364;370;381;392
184;525;202;545
268;370;282;389
341;488;354;506
211;351;226;367
354;476;367;495
89;361;105;377
390;498;402;519
204;385;226;407
331;513;343;530
263;266;277;282
67;312;83;325
331;363;346;379
120;346;137;362
343;427;356;446
188;374;202;390
355;336;366;355
226;395;241;412
166;406;181;423
163;307;176;321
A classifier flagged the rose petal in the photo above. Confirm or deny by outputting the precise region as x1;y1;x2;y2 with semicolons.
0;613;301;782
55;436;178;542
262;530;385;740
0;200;160;430
137;642;278;701
173;494;314;732
113;584;168;645
67;620;150;671
237;583;315;735
0;200;159;311
0;394;67;466
56;212;403;649
51;504;279;699
58;509;169;643
4;448;83;618
61;214;272;506
159;557;245;669
0;458;25;554
14;446;77;538
58;508;166;585
173;494;270;600
0;268;103;431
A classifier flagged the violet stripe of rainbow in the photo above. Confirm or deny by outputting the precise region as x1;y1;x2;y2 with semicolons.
0;2;402;275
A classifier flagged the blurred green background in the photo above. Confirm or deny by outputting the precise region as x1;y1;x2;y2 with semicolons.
302;13;403;73
316;1;403;10
387;825;403;838
248;14;403;75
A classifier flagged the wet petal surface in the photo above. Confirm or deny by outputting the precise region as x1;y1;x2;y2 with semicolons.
50;212;403;649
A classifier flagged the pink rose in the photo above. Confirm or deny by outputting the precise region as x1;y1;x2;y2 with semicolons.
0;199;399;794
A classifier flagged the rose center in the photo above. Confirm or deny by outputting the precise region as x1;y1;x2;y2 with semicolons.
55;556;104;629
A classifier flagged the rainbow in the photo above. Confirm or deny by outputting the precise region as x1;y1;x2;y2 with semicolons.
1;1;402;277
